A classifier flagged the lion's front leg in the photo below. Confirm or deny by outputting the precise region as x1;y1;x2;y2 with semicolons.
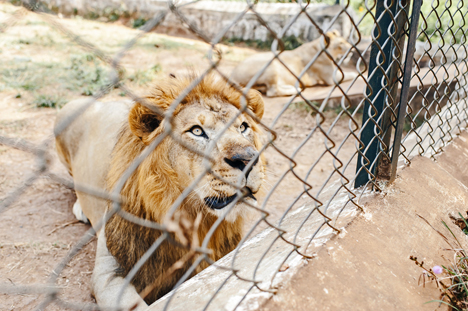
72;199;89;224
266;83;298;97
92;228;148;310
322;67;358;86
265;73;304;97
342;71;359;82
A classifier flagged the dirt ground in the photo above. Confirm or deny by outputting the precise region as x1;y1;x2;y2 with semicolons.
0;3;358;310
262;145;468;311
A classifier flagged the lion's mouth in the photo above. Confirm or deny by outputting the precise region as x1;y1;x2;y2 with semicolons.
204;187;256;210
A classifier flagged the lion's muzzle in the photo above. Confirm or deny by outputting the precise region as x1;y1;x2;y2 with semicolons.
204;187;256;210
224;146;259;178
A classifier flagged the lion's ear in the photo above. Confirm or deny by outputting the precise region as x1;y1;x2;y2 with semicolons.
129;101;164;144
327;30;340;37
245;89;264;120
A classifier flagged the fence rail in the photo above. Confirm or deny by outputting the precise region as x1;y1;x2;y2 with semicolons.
0;0;467;310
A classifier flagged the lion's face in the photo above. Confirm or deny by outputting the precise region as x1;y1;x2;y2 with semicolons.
325;30;353;63
168;100;264;222
127;75;266;223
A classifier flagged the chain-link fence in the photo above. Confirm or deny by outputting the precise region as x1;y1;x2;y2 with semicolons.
0;0;467;310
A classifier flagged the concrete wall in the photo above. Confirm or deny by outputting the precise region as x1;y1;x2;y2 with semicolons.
40;0;357;42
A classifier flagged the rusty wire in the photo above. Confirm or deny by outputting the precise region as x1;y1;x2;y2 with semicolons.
0;0;467;310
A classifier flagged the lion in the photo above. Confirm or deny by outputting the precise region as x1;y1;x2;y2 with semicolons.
54;74;266;307
231;30;358;97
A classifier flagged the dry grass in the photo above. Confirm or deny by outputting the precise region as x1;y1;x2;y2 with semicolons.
411;214;468;311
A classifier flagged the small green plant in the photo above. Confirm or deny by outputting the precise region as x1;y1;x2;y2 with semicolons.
33;94;65;108
288;100;362;117
132;18;147;29
223;35;304;51
67;54;111;96
411;213;468;310
18;39;31;45
289;100;319;114
102;8;126;22
403;115;425;134
84;11;100;20
20;82;38;91
127;64;162;85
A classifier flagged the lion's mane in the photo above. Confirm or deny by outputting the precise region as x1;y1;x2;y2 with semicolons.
104;75;264;304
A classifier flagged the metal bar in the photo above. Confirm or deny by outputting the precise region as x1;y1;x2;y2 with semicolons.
355;0;407;188
375;0;409;181
389;0;423;182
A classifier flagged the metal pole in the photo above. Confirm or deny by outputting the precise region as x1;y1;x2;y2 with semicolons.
389;0;423;182
355;0;408;188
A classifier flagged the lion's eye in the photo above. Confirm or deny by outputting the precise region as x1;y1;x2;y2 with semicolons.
189;126;207;138
240;122;249;133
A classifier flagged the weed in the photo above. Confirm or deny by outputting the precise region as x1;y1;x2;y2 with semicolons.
34;94;65;108
37;34;56;47
128;64;162;86
67;54;111;96
20;82;38;91
282;124;293;131
289;101;320;114
411;214;468;310
403;115;425;134
102;8;127;22
84;11;100;20
289;100;364;122
109;13;120;22
18;39;31;45
223;35;304;51
133;18;147;29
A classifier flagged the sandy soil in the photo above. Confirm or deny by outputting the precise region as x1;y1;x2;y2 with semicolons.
0;3;359;310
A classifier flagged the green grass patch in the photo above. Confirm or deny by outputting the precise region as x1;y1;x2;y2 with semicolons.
289;101;320;114
33;94;66;108
289;100;363;116
403;114;425;134
0;53;112;106
132;17;147;28
223;35;304;51
128;64;162;86
67;54;111;96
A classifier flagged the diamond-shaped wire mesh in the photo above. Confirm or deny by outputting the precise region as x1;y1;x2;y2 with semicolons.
0;0;467;310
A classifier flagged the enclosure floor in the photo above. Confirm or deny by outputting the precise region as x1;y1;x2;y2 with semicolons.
0;3;357;309
262;133;468;311
0;73;358;311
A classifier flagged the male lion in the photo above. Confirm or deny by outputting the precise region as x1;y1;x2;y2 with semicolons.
55;75;266;308
231;30;358;97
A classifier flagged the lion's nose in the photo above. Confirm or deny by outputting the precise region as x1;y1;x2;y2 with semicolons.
224;147;258;173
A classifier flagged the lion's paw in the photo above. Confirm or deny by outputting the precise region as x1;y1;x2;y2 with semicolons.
73;200;90;224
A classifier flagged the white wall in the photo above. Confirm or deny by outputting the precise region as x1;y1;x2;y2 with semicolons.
42;0;357;42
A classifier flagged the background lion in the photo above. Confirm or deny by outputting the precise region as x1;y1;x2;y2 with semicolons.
55;75;266;306
231;30;358;97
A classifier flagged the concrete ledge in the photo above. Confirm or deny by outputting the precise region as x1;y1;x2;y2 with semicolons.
261;144;468;310
147;185;362;311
